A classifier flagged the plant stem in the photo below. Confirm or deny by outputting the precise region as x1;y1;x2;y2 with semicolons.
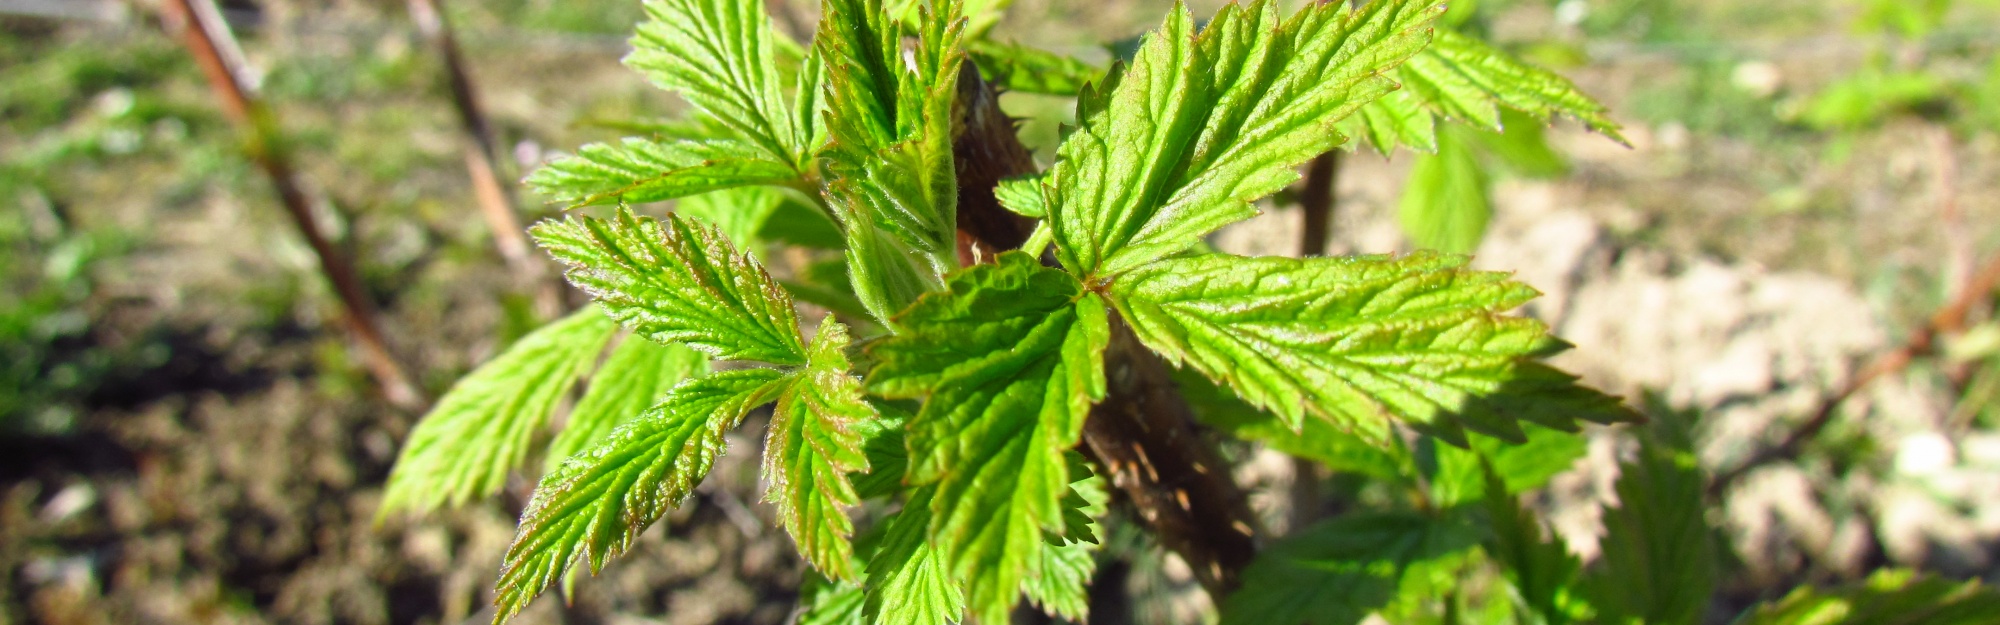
160;0;425;411
950;61;1262;598
1287;149;1342;534
405;0;565;316
1297;151;1340;258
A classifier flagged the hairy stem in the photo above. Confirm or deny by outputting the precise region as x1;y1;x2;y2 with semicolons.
950;61;1262;598
161;0;425;410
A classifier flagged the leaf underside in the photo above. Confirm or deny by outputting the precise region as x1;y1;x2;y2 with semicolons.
383;308;617;516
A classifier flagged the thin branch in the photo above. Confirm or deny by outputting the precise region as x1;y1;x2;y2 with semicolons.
1709;250;2000;495
951;61;1263;597
160;0;425;410
405;0;564;315
1297;151;1339;257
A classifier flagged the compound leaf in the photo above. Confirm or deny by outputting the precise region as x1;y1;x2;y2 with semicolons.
493;368;787;624
1111;251;1635;447
766;321;877;581
1047;0;1442;280
526;138;801;208
627;0;804;165
544;336;708;473
533;208;807;365
383;308;617;516
868;252;1109;623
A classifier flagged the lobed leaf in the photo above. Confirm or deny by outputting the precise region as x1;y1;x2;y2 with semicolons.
383;309;617;516
544;335;708;473
765;321;877;581
525;138;800;208
493;368;787;623
627;0;804;165
867;252;1109;623
1111;251;1635;447
1047;0;1443;280
533;208;807;365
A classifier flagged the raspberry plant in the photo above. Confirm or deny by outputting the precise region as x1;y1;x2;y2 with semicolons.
377;0;1806;622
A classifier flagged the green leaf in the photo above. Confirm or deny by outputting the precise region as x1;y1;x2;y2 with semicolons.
994;173;1049;219
814;0;970;324
1024;459;1108;621
868;252;1110;623
1220;511;1482;625
525;138;802;207
1479;459;1589;625
766;321;876;581
1474;108;1568;179
383;309;617;516
627;0;803;165
1735;569;2000;625
797;575;868;625
1047;0;1442;280
1584;405;1717;625
533;208;807;365
544;336;708;473
675;185;786;253
1176;367;1414;482
864;486;967;624
493;368;787;624
966;39;1104;96
1398;128;1491;254
817;0;965;260
842;213;945;326
851;401;911;499
1346;86;1440;154
1427;422;1587;508
1111;251;1635;447
1350;28;1625;154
